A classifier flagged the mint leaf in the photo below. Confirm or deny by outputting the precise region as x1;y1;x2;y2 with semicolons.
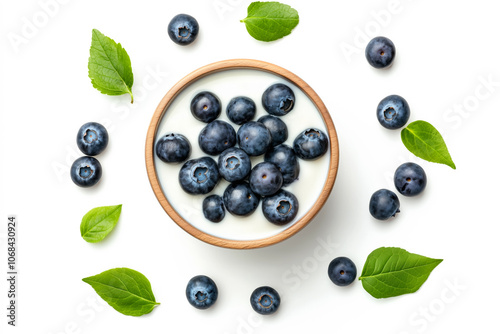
82;268;160;316
80;204;122;243
401;120;456;169
241;2;299;42
359;247;443;299
88;29;134;103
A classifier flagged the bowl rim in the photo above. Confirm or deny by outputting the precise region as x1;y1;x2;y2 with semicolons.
145;58;339;249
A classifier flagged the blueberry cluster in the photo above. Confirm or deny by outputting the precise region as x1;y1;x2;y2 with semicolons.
156;84;329;225
366;37;427;220
70;122;109;187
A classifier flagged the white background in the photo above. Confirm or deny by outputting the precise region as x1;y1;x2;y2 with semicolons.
1;0;499;333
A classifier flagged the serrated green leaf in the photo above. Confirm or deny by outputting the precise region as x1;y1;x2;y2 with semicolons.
240;2;299;42
88;29;134;103
82;268;160;316
401;120;456;169
359;247;443;299
80;204;122;243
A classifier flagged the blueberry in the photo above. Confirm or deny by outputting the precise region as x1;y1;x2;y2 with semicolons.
249;162;283;197
257;115;288;146
70;156;102;187
190;91;221;123
223;182;260;217
328;257;357;286
186;275;218;310
369;189;400;220
218;147;251;182
376;95;410;129
250;286;280;315
237;121;272;156
226;96;256;125
76;122;108;156
202;195;225;223
156;133;191;163
264;144;300;185
168;14;199;46
262;189;299;225
365;36;396;69
199;120;236;155
262;83;295;116
293;128;329;160
179;157;220;195
394;162;427;197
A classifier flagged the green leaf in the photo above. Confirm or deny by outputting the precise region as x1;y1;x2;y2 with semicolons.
240;2;299;42
359;247;443;299
88;29;134;103
80;205;122;243
82;268;160;316
401;120;456;169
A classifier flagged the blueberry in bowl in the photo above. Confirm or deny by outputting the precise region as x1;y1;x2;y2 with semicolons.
262;83;295;116
186;275;218;309
168;14;199;46
190;91;221;123
156;133;191;163
250;286;280;315
226;96;256;125
249;162;283;197
376;95;410;130
199;120;236;155
262;189;299;225
223;182;260;217
365;36;396;69
217;147;251;182
264;144;299;185
178;157;220;195
293;128;329;160
70;156;102;188
237;121;272;156
394;162;427;196
257;115;288;147
76;122;108;156
202;195;225;223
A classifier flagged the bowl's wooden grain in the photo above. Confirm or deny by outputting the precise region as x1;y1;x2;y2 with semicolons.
145;59;339;249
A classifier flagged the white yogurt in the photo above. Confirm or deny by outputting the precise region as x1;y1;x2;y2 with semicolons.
154;69;330;241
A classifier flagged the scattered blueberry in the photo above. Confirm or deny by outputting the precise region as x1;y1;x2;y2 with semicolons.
202;195;225;223
237;121;272;156
186;275;218;310
226;96;256;125
199;120;236;155
293;128;329;160
328;257;357;286
376;95;410;129
76;122;108;156
70;156;102;188
179;157;220;195
394;162;427;197
190;91;221;123
218;147;251;182
249;162;283;197
264;144;300;185
168;14;199;46
156;133;191;163
262;83;295;116
365;36;396;69
223;182;260;217
250;286;280;315
262;189;299;225
369;189;400;220
257;115;288;146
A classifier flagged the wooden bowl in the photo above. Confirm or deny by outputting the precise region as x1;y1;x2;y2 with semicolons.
145;59;339;249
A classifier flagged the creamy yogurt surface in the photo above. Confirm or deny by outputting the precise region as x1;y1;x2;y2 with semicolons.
154;69;330;241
